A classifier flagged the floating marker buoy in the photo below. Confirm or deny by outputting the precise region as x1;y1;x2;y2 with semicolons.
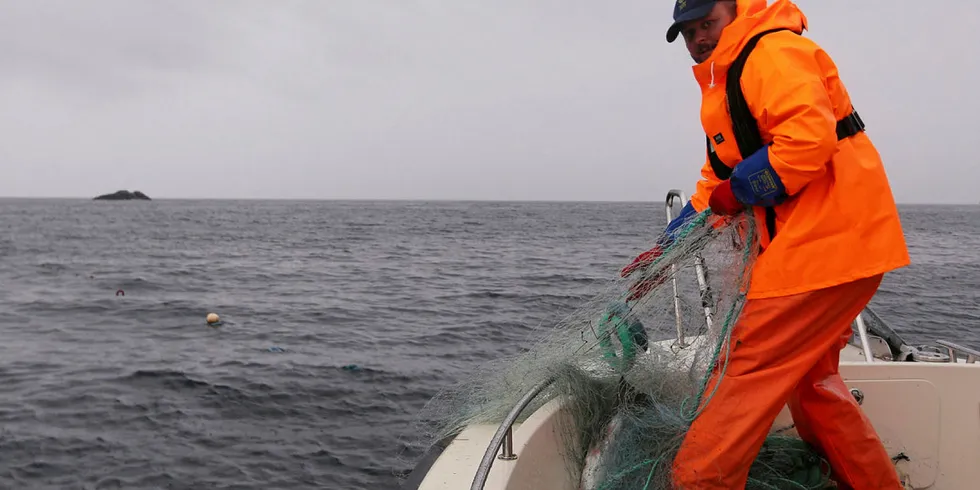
206;313;220;326
116;289;125;296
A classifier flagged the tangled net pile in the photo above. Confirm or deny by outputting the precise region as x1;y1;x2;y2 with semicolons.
408;207;834;489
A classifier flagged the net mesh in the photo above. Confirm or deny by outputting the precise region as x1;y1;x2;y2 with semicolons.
407;208;834;490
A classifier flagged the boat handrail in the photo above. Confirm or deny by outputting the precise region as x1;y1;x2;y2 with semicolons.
936;340;980;363
854;313;876;363
470;376;556;490
664;189;715;346
860;305;912;359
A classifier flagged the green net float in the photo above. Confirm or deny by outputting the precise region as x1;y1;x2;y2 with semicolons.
597;302;649;373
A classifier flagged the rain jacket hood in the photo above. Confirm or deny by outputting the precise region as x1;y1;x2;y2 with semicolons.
692;0;807;90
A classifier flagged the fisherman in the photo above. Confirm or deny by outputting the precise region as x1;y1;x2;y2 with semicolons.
620;0;911;488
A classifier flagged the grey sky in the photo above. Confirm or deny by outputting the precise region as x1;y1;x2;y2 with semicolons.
1;1;976;203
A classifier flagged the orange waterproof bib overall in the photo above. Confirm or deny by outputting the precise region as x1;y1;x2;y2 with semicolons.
671;275;903;488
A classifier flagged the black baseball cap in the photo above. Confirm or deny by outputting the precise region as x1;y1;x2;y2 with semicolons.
666;0;719;43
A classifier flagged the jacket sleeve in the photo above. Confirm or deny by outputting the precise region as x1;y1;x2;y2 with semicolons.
740;33;840;196
690;153;722;213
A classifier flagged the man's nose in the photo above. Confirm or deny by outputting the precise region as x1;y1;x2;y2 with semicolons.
694;27;709;44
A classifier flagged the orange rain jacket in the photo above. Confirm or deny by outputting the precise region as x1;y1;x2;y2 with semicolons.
688;0;910;300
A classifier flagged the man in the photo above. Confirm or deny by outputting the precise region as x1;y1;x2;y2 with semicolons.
620;0;911;488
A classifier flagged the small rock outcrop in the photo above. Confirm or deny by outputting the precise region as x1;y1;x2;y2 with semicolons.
93;190;151;201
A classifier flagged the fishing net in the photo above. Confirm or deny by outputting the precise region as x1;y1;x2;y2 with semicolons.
407;206;834;490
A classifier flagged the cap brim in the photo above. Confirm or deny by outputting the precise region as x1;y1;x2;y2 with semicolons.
666;3;718;43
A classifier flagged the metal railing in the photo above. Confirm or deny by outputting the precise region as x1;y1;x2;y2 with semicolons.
854;313;876;363
470;191;710;490
470;376;556;490
665;190;715;346
936;340;980;364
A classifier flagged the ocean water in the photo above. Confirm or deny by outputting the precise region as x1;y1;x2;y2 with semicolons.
0;199;977;489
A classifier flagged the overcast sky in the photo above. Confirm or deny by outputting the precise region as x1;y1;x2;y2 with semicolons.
0;1;975;203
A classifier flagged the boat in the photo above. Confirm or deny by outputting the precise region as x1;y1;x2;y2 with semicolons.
402;190;980;490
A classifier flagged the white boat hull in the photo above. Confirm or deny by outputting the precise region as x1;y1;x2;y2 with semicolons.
406;342;980;490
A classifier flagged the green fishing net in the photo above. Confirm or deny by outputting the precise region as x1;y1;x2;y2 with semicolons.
407;206;835;490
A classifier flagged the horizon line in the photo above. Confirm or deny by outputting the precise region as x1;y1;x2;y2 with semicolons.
0;195;973;206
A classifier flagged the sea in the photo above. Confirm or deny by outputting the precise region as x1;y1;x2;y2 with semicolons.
1;199;977;490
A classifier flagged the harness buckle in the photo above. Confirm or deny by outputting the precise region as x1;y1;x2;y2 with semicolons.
836;111;866;140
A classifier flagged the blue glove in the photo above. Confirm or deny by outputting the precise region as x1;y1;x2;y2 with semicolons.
730;145;788;208
661;201;697;247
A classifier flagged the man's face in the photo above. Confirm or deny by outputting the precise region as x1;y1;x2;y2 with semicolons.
679;2;737;64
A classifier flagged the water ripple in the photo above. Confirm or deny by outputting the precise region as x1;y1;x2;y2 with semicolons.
0;199;976;489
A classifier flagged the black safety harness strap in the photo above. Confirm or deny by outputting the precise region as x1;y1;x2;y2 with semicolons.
708;27;866;243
